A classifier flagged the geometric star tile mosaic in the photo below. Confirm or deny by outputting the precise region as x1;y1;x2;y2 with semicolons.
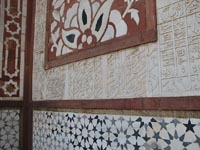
0;109;20;150
33;111;200;150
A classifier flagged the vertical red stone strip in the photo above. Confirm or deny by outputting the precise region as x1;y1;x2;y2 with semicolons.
22;0;35;149
0;0;22;97
0;0;4;78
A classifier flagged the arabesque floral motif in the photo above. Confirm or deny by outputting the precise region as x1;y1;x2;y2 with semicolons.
50;0;140;56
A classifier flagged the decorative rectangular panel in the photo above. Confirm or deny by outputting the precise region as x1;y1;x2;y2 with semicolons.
45;0;157;69
33;111;200;150
0;109;20;150
0;0;26;98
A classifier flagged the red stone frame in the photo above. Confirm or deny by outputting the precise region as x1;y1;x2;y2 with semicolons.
45;0;157;69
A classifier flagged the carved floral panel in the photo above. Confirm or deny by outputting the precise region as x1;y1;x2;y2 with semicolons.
0;0;26;98
45;0;157;68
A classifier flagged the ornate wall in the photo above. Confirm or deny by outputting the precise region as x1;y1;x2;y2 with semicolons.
0;0;27;149
32;0;200;149
33;0;200;100
33;110;200;149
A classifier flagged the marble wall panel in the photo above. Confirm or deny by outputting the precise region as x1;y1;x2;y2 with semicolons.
33;0;200;100
0;109;20;150
33;111;200;150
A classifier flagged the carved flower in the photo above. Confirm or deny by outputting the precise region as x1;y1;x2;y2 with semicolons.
62;0;113;50
61;0;127;52
51;0;142;55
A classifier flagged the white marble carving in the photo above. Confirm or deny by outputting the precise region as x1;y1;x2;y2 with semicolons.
46;67;66;100
50;0;140;55
155;0;200;96
33;0;200;100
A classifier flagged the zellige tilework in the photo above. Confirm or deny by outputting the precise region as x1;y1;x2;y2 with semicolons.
33;111;200;150
0;110;20;150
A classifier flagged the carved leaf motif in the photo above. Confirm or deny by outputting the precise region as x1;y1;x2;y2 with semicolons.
53;10;60;22
60;3;65;17
95;14;103;32
91;0;114;41
129;9;140;25
78;0;92;32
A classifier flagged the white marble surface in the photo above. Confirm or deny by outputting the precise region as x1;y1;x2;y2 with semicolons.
33;0;200;100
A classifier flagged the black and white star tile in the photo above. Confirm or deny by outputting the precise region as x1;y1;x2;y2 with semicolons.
0;109;20;150
33;111;200;150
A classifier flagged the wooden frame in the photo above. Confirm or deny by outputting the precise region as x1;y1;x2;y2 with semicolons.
45;0;157;69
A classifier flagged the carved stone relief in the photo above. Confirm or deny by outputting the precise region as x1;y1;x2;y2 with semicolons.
0;0;26;98
33;0;200;100
44;0;157;68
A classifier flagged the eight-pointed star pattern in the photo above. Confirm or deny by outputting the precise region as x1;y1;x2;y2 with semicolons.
33;111;200;150
0;110;20;150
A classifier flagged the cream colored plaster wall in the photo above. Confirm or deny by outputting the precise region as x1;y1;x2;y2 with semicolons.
33;0;200;101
